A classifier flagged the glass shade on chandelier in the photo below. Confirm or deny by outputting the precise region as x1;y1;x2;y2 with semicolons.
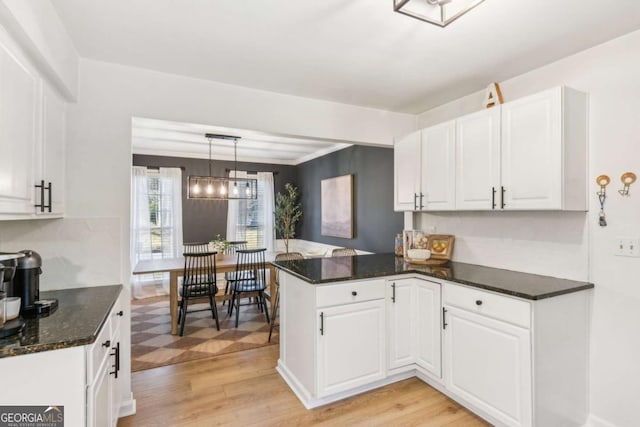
187;133;258;200
187;176;257;200
393;0;485;27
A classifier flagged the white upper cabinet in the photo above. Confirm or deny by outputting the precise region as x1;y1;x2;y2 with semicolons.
394;86;587;212
38;84;66;216
0;30;39;215
420;121;456;210
501;87;586;210
456;108;501;210
394;130;421;211
0;26;66;219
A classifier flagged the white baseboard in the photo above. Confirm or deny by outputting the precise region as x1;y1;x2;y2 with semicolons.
119;394;137;418
584;414;619;427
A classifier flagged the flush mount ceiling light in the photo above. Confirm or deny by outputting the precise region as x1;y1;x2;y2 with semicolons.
187;133;257;200
394;0;485;27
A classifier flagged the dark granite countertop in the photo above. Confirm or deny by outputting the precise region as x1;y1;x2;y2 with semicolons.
0;285;122;358
273;253;593;300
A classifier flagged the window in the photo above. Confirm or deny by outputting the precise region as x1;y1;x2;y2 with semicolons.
131;166;183;298
227;171;275;251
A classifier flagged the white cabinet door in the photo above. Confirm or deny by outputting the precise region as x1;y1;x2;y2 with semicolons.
394;131;421;211
38;84;66;215
109;330;121;426
317;299;386;397
456;108;501;210
444;306;532;427
0;33;40;214
415;280;442;378
501;88;562;210
420;121;456;210
87;356;111;427
387;279;415;370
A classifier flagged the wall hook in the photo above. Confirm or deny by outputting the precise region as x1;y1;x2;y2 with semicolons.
596;175;610;227
618;172;636;196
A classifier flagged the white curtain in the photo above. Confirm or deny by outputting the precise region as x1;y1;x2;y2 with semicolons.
226;171;275;251
131;166;152;298
258;172;275;252
226;170;248;241
159;167;184;262
130;167;183;299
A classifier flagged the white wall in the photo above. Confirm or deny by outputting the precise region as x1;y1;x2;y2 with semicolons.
415;30;640;427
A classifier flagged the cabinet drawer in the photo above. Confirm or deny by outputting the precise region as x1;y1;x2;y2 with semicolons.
86;317;112;385
443;283;531;328
316;279;385;308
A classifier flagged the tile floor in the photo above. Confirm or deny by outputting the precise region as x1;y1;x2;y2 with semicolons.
131;296;278;372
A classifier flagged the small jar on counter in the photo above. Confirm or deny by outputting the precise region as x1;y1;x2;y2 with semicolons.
395;234;404;257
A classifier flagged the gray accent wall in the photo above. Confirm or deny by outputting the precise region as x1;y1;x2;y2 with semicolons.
132;154;297;244
295;145;403;253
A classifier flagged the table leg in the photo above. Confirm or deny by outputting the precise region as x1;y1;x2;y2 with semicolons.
170;271;178;335
269;266;277;316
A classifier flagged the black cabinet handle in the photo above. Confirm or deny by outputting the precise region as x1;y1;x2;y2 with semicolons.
47;182;52;212
391;283;396;303
34;180;52;213
102;340;111;348
501;186;506;209
320;312;324;336
442;307;448;330
476;300;483;306
116;310;124;317
492;187;496;209
414;193;418;210
351;291;357;296
109;342;120;378
419;193;424;210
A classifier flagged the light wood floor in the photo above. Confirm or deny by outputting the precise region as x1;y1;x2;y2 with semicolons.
119;345;490;426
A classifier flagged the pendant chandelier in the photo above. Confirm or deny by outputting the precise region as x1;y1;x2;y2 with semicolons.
393;0;485;27
187;133;258;200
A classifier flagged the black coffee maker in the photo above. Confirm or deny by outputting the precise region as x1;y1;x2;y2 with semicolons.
12;250;57;316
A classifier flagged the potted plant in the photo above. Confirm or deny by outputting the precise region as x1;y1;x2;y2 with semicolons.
210;234;230;258
274;183;302;254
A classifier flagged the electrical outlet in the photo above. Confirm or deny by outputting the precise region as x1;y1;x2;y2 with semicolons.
427;226;437;234
615;237;640;257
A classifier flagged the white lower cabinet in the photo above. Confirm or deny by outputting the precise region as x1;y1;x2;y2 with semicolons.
278;272;589;426
0;291;124;427
387;278;441;377
443;305;532;427
317;299;386;397
86;294;124;427
387;279;416;370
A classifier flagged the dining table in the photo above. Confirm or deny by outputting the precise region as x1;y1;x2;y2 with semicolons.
133;252;279;335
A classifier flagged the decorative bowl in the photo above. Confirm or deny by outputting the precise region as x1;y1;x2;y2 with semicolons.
407;249;431;261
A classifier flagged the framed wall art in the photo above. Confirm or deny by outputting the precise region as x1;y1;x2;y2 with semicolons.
321;174;354;238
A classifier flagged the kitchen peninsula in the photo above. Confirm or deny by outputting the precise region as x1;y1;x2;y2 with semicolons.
273;254;593;427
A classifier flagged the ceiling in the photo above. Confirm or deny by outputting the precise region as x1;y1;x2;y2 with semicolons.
132;118;351;165
53;0;640;114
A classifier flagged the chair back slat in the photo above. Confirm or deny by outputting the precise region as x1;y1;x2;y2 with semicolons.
235;248;267;289
182;251;217;297
225;241;248;255
331;247;357;257
184;242;210;254
275;252;304;262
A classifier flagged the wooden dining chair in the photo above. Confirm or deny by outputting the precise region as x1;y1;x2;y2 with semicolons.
331;247;358;257
269;252;304;342
178;251;220;336
222;240;249;305
183;242;210;254
228;248;269;327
